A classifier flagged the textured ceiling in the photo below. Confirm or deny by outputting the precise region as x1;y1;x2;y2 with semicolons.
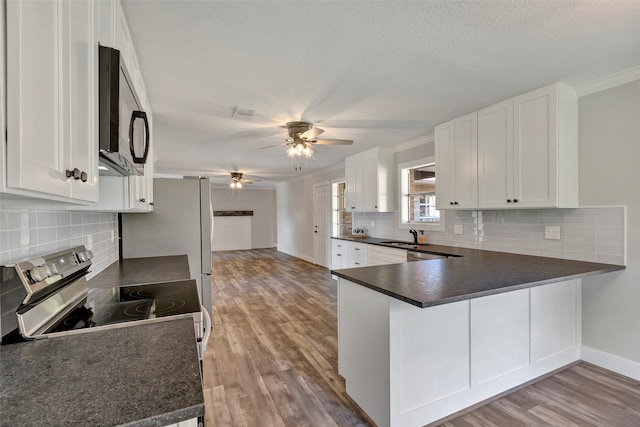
121;0;640;187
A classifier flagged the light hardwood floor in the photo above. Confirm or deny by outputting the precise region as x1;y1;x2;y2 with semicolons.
204;249;640;426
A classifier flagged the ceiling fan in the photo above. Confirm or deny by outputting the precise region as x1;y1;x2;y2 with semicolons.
260;121;353;158
228;172;259;189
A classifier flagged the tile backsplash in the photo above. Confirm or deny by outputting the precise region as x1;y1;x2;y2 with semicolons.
0;207;118;278
353;206;626;265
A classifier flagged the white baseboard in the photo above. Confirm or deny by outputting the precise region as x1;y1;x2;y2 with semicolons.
276;247;317;265
581;345;640;381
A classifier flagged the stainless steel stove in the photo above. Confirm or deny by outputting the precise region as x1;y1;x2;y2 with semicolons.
0;246;208;353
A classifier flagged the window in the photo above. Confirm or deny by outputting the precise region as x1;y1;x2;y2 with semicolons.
332;180;352;237
399;157;445;231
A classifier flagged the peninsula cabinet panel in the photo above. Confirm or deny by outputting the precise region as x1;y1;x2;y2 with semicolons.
530;280;579;364
338;278;582;427
470;289;529;385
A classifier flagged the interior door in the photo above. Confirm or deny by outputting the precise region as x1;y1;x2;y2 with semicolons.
313;183;330;267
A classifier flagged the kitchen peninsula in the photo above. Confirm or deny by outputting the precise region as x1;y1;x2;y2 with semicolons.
331;243;624;427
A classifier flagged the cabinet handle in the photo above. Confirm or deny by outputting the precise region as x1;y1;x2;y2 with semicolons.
355;248;360;251
337;254;341;257
149;202;154;206
351;206;356;209
355;262;360;265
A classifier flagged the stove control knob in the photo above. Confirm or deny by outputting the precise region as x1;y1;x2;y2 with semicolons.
48;264;59;275
30;266;48;282
77;250;94;262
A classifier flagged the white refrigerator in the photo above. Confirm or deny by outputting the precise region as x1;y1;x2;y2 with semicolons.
121;177;213;315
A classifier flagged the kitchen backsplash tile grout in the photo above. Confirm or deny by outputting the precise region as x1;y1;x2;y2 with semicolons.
353;206;626;265
0;207;118;279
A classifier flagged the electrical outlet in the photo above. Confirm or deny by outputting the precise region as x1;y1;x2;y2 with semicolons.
544;226;561;240
454;224;463;235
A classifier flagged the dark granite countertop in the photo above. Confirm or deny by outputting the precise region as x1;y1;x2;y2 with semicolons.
331;237;625;308
0;318;204;426
88;255;191;289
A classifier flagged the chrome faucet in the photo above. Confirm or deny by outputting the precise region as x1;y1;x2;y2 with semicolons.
409;229;418;244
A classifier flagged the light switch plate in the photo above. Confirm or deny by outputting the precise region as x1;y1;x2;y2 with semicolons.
454;224;463;235
544;226;561;240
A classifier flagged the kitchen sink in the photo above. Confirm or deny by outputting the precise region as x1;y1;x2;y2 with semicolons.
380;241;425;249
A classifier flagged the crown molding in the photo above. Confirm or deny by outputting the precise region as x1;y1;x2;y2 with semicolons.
392;134;435;153
576;65;640;97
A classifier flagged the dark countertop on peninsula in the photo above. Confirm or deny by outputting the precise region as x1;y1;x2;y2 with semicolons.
0;318;204;426
331;236;625;308
88;255;191;289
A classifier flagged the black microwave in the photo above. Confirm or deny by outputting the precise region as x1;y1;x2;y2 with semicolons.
98;46;149;176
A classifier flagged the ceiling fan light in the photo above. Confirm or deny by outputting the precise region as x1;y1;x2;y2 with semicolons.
303;146;313;157
236;182;242;189
296;143;304;153
230;182;236;189
287;146;297;157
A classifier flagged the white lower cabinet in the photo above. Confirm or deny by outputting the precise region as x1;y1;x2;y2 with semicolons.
331;240;406;270
338;279;581;427
367;245;406;266
331;240;347;269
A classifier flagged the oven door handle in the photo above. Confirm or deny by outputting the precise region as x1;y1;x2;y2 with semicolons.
201;305;212;352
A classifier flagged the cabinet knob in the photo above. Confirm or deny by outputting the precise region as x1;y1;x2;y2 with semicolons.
149;202;154;206
354;248;360;251
351;206;356;209
513;199;518;203
80;171;88;182
454;201;459;205
314;231;317;233
139;198;146;203
450;202;454;205
374;205;378;209
337;254;341;257
66;168;81;180
507;199;512;203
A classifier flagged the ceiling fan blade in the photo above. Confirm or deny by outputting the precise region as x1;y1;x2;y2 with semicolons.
241;178;261;184
258;142;286;149
312;138;353;145
300;127;324;140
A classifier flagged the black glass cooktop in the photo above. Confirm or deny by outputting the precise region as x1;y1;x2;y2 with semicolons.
45;280;200;334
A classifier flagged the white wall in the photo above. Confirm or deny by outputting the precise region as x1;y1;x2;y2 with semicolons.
210;188;276;249
578;80;640;366
276;165;344;263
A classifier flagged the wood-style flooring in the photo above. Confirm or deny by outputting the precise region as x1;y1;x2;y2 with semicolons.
204;249;640;426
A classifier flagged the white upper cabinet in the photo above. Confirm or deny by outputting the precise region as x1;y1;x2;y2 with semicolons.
438;83;578;210
5;0;98;203
435;113;478;210
478;100;513;209
345;147;395;212
512;84;577;208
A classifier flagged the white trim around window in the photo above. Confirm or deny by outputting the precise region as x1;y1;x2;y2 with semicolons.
398;156;446;231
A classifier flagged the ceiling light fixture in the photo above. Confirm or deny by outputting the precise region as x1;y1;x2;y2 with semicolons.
286;140;314;158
